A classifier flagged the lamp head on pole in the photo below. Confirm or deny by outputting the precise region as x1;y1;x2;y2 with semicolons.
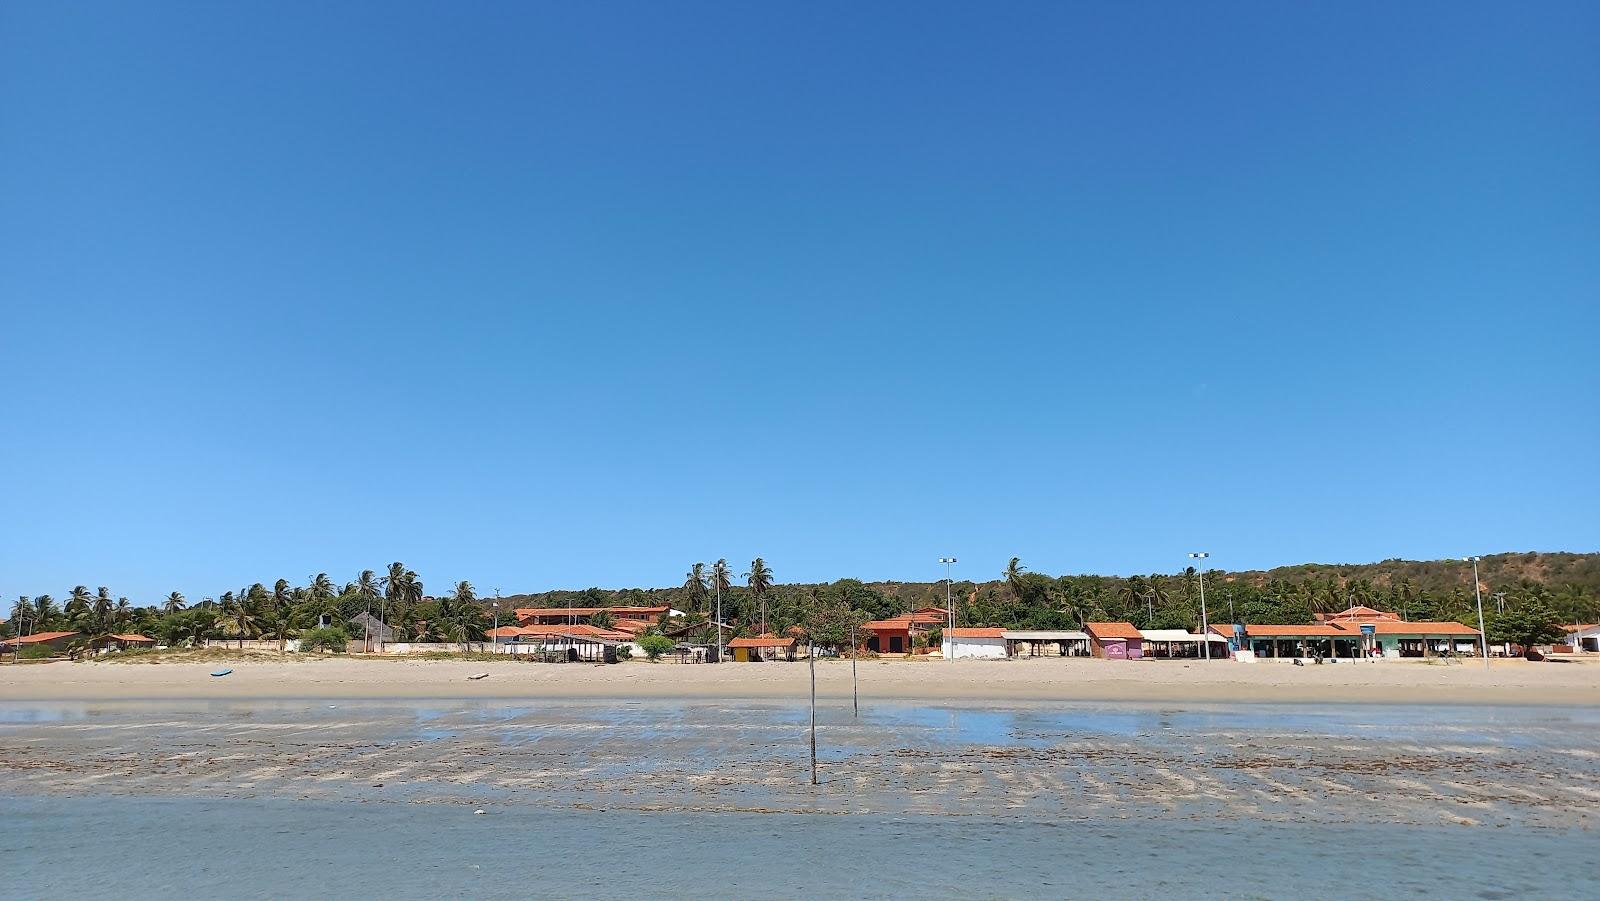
938;557;957;565
1463;556;1481;563
1188;552;1209;560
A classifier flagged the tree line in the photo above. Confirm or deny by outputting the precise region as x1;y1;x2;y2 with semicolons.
6;562;490;650
7;552;1595;651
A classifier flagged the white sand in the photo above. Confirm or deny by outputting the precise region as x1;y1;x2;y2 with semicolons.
4;654;1598;704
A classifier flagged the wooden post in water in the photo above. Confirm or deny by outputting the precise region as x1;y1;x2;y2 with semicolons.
809;641;818;785
851;624;858;718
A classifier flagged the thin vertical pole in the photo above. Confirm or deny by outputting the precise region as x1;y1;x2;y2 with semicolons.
1198;570;1210;660
851;625;858;718
1471;558;1489;670
809;642;818;785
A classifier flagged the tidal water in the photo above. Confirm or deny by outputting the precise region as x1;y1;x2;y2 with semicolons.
3;699;1598;899
3;794;1593;900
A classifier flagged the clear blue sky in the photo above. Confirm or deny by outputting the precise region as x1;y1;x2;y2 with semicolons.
3;1;1596;603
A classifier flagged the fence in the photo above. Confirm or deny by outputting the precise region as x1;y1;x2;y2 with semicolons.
205;639;297;652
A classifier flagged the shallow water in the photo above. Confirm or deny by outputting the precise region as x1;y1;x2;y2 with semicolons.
3;699;1598;898
1;793;1591;900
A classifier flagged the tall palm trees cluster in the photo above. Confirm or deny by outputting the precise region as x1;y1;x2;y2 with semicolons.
677;557;776;636
6;562;488;650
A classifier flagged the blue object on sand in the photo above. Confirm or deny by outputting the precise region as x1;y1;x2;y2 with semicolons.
210;669;233;677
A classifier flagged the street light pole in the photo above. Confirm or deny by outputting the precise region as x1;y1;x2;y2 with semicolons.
1189;553;1210;660
1466;556;1490;670
939;557;957;660
492;590;501;655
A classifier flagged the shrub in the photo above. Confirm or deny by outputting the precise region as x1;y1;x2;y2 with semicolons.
299;627;350;653
18;644;57;660
613;642;633;661
637;634;674;661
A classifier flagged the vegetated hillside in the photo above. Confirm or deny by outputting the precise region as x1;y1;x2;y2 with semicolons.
499;551;1600;635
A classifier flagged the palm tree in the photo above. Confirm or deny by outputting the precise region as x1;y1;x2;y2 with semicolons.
215;597;259;648
683;564;708;613
66;586;93;626
355;569;380;651
308;573;335;603
113;598;133;631
1004;558;1027;600
745;558;774;634
261;607;296;653
92;588;113;631
9;596;33;637
31;595;59;630
380;563;416;649
452;581;476;604
163;592;187;615
272;579;292;611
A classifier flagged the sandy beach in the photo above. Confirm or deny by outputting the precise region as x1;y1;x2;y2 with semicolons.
3;654;1598;705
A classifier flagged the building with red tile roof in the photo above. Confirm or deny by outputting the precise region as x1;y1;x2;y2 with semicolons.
727;635;797;662
861;608;949;655
1;631;81;653
1085;622;1143;659
942;627;1008;659
513;606;671;625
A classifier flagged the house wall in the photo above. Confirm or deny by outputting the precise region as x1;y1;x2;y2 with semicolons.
942;637;1006;659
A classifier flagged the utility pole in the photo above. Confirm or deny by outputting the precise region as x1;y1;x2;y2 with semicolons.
1189;553;1210;660
492;588;501;655
939;557;957;660
1466;556;1490;670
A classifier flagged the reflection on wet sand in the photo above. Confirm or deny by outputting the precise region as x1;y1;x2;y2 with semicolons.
4;699;1598;831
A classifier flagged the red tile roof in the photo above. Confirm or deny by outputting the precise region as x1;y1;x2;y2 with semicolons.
13;631;80;645
728;636;796;649
1085;622;1142;640
1366;621;1479;636
513;606;669;621
109;634;153;642
945;628;1006;639
499;624;633;641
1239;624;1352;637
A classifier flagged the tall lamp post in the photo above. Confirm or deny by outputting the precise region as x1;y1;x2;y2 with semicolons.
1189;553;1211;660
715;568;724;664
1465;556;1490;670
491;590;501;655
939;557;957;660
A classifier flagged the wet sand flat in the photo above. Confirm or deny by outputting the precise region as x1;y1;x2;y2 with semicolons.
4;698;1598;831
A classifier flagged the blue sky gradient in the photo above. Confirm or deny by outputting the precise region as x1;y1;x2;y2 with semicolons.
3;1;1596;601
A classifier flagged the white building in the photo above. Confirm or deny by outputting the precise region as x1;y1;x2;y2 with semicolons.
1563;623;1599;653
942;628;1007;659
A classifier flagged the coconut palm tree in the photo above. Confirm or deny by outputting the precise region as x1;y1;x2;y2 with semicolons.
272;579;292;611
92;588;113;631
215;597;259;648
31;595;59;630
9;596;33;637
683;564;708;612
354;569;380;650
745;558;774;634
308;573;335;604
65;586;93;626
1004;558;1027;600
113;598;133;631
163;592;187;615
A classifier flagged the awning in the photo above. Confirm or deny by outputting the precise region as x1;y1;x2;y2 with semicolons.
1002;631;1090;641
1140;629;1225;643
